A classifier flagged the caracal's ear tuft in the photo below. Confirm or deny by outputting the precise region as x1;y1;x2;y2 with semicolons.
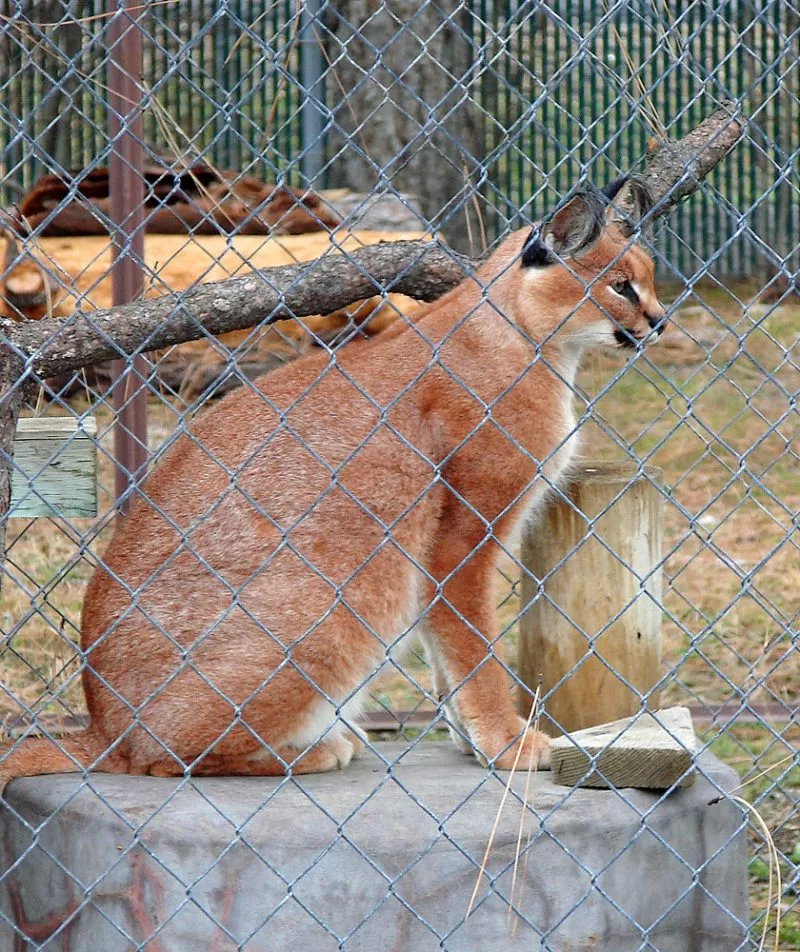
521;187;605;267
602;175;653;237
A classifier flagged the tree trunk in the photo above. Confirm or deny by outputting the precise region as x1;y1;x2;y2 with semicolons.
35;1;91;175
0;1;87;194
322;1;484;254
768;5;799;299
740;6;799;299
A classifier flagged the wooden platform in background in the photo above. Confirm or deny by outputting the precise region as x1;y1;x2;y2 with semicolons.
30;228;426;314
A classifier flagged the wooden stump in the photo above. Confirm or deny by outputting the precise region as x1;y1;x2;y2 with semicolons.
518;461;665;735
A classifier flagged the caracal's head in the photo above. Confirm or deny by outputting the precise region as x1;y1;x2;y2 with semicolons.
517;177;667;351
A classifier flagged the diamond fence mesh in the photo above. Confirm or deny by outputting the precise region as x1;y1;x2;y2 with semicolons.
0;1;798;949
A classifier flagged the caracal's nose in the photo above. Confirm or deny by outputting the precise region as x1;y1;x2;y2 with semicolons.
646;302;667;338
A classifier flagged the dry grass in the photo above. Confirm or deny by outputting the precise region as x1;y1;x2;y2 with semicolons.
708;722;800;950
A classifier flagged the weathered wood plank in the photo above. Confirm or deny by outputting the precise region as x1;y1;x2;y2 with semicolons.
9;416;98;519
550;706;697;790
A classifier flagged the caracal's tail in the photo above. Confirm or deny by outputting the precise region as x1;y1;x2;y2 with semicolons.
0;729;127;794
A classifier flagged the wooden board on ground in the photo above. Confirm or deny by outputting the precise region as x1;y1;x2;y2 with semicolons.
549;706;697;790
9;416;98;519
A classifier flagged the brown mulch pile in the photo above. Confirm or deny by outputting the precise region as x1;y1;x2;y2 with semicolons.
6;161;340;238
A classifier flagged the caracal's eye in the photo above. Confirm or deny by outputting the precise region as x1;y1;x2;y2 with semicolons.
609;279;639;304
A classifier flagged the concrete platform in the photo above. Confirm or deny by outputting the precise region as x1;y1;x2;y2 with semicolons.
0;742;748;951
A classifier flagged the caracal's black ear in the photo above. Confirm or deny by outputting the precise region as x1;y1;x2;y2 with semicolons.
602;175;653;237
521;188;605;267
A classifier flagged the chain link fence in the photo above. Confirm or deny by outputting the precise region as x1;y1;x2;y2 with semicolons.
0;0;798;949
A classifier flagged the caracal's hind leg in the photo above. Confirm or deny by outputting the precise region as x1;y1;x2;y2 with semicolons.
420;627;472;755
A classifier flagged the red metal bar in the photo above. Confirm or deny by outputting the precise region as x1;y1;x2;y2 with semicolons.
4;703;795;740
108;0;148;513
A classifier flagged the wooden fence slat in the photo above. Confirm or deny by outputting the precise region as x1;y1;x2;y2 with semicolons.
9;416;98;519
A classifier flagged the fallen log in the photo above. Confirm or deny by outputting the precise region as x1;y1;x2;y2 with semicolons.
10;162;341;238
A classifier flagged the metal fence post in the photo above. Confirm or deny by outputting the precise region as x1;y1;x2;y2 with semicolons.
299;0;326;188
108;0;148;513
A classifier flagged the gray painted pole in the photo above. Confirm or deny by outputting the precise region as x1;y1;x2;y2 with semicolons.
299;0;326;188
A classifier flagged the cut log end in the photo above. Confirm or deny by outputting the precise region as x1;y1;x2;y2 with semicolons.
2;236;53;315
6;267;46;299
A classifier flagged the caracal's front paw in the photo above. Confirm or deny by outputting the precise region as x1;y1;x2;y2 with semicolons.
347;724;368;760
489;727;551;771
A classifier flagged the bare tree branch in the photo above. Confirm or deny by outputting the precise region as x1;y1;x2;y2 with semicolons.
1;102;744;383
640;103;747;216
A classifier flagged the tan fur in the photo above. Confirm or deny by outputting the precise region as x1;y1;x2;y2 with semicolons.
0;199;665;789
